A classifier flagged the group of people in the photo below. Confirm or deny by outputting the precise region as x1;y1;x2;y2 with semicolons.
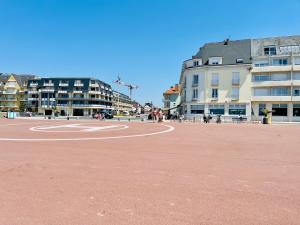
93;112;105;120
148;108;165;122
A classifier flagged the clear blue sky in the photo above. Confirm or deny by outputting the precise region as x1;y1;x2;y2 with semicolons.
0;0;299;105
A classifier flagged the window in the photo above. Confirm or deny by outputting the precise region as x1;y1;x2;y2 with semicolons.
209;57;222;65
253;74;270;82
193;60;201;67
271;73;289;81
293;73;300;80
211;73;219;85
236;59;244;63
272;58;288;66
264;46;276;55
191;105;204;114
259;104;266;116
271;87;289;96
192;74;199;85
254;60;269;67
294;57;300;65
209;104;224;115
293;104;300;117
229;104;246;115
293;88;300;96
232;72;240;85
231;87;239;99
272;104;288;116
192;89;198;99
212;88;218;98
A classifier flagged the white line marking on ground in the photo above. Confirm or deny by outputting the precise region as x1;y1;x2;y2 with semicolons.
29;124;129;132
0;124;175;142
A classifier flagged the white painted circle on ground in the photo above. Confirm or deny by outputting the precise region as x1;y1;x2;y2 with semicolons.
0;124;175;142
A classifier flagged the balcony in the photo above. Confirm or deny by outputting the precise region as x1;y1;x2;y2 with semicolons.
41;89;55;92
58;90;68;94
252;65;293;73
89;90;101;94
28;97;38;101
0;98;17;101
30;83;38;87
28;90;39;94
73;90;83;94
192;82;198;87
74;83;84;87
43;83;54;87
90;83;99;87
252;80;292;87
251;96;292;102
59;83;69;87
56;104;69;107
2;91;17;94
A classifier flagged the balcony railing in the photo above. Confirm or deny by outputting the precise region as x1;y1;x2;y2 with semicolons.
30;83;38;87
43;83;54;86
59;83;69;87
74;83;84;87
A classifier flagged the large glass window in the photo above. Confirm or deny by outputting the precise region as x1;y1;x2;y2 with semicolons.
272;58;288;66
271;73;290;81
209;104;224;115
253;88;269;96
293;73;300;80
254;60;269;67
293;104;300;117
272;104;288;116
229;104;246;115
253;74;270;82
191;105;204;114
264;46;276;55
259;104;266;116
271;87;289;96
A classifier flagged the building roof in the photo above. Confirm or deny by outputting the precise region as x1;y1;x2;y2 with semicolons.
164;84;181;95
0;74;36;86
193;39;252;65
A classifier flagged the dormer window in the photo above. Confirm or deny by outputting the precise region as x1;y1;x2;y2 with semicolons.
209;57;222;65
236;58;244;63
264;46;276;55
193;59;202;67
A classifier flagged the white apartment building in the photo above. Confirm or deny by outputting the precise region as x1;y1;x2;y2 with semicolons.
180;39;252;120
180;35;300;122
251;36;300;122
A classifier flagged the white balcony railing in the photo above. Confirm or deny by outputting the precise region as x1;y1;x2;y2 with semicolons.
59;83;69;87
74;83;84;87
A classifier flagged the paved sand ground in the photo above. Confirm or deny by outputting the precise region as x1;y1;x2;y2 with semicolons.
0;119;300;225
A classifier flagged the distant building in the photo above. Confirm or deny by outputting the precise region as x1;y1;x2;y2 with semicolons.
27;77;113;116
180;35;300;122
162;84;181;115
112;91;134;114
0;74;35;112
